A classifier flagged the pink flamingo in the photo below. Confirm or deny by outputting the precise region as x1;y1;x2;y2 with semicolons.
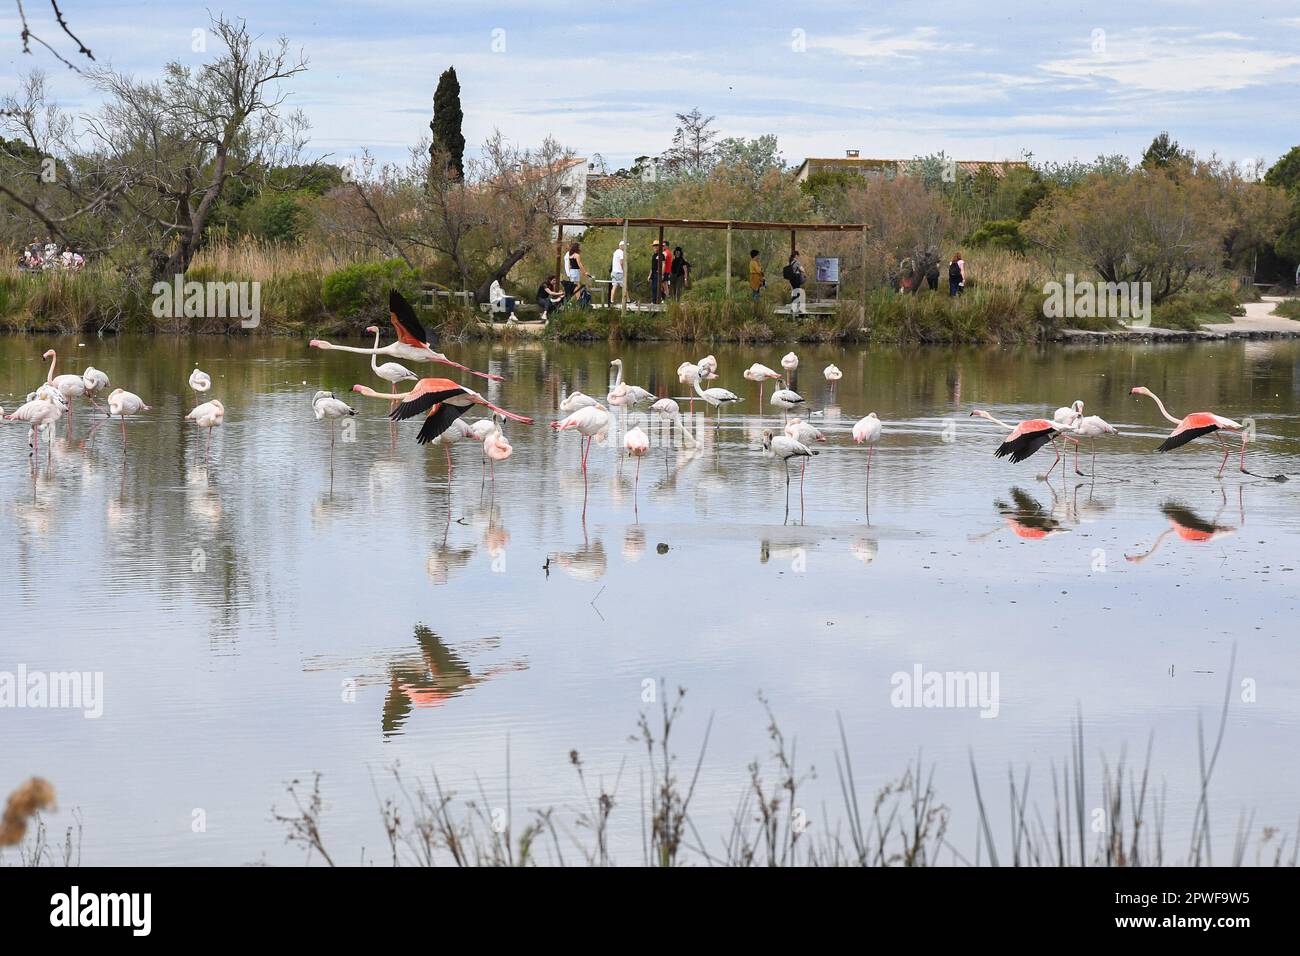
743;363;782;407
483;425;513;483
311;291;502;383
970;409;1076;479
551;403;610;476
624;425;649;501
1130;386;1255;478
353;378;532;444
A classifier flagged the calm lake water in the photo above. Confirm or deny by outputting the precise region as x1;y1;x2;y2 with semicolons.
2;333;1298;865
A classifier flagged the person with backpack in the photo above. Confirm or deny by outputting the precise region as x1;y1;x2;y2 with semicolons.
783;251;807;316
670;245;690;300
949;252;965;296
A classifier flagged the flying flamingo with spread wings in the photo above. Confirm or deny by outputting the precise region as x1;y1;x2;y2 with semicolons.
353;379;533;445
970;409;1077;480
1130;386;1256;478
311;291;502;382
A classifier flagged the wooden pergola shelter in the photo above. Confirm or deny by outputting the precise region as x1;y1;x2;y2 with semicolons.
554;217;870;315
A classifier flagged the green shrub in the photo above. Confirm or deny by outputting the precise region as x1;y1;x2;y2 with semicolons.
966;219;1028;254
321;259;420;320
1272;298;1300;319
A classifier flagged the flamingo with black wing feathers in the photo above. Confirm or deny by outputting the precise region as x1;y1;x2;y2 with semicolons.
311;291;503;382
354;378;533;445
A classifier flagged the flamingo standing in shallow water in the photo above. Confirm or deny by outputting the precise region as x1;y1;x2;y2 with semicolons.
769;384;805;420
743;363;783;407
650;398;696;453
103;388;150;451
1054;399;1084;427
431;418;474;475
781;351;799;389
483;421;512;484
82;367;110;410
365;324;419;407
5;392;66;468
560;390;598;414
310;291;503;382
185;398;226;459
1130;386;1255;478
608;359;653;406
677;362;701;413
693;376;740;430
43;350;86;430
469;416;502;480
624;425;649;501
355;378;533;444
551;403;610;476
1068;413;1118;478
969;409;1075;479
823;364;842;397
313;390;357;450
853;411;884;476
762;428;817;520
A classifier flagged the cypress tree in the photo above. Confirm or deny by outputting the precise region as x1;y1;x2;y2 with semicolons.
431;67;465;179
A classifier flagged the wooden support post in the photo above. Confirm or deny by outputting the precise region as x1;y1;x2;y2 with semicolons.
657;225;665;304
790;229;796;257
861;226;869;321
725;223;732;297
621;217;629;317
555;226;564;280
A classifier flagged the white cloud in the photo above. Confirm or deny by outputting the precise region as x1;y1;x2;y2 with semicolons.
1040;31;1300;93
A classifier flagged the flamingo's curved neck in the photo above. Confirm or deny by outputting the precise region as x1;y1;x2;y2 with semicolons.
979;412;1014;430
1144;390;1181;425
356;384;414;401
320;341;384;356
612;362;624;388
45;352;56;382
693;378;708;399
370;329;383;373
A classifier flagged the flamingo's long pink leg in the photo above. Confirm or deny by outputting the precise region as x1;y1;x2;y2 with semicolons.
1042;441;1061;479
1216;435;1229;479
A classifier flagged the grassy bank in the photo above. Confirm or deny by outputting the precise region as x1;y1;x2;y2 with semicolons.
0;254;1248;345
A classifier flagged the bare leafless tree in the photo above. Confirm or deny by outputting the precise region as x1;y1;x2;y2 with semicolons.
2;14;310;275
321;131;576;301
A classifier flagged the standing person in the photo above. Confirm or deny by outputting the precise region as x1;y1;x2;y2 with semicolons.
648;241;664;304
565;242;589;297
670;245;690;300
609;240;628;306
924;249;940;292
783;250;806;315
948;251;965;296
749;249;765;301
661;241;673;302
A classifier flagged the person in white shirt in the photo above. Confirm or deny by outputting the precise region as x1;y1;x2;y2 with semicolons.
488;279;516;321
609;240;628;306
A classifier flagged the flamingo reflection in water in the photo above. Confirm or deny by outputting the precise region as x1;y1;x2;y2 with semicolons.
1125;489;1243;564
970;487;1072;542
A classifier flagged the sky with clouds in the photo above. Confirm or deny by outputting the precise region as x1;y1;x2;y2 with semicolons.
4;0;1300;171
